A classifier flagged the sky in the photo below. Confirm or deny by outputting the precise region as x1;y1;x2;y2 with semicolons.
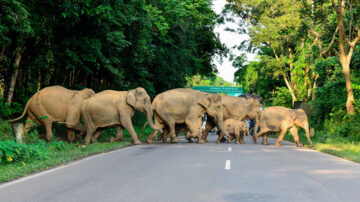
211;0;256;83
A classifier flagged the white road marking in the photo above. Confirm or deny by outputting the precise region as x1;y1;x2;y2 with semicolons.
225;160;231;170
228;147;232;152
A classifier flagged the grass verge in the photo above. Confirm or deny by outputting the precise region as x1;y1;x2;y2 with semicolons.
278;131;360;163
0;119;153;183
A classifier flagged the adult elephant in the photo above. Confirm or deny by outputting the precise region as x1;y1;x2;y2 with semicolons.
203;95;261;143
81;87;161;145
146;88;230;144
10;86;95;142
254;106;313;147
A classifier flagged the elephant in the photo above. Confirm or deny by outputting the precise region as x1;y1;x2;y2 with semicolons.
10;86;95;142
224;119;250;144
202;95;261;143
157;123;195;143
254;106;313;147
81;87;161;145
146;88;230;144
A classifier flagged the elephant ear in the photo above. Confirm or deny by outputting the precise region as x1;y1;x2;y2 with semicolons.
288;109;299;124
126;89;137;108
198;94;211;109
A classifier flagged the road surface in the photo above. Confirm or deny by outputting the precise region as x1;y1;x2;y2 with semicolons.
1;136;360;202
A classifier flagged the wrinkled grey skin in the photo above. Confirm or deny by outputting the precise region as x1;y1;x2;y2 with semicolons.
146;88;230;144
254;106;313;147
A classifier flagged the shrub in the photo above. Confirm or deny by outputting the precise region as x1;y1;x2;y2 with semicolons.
0;141;48;164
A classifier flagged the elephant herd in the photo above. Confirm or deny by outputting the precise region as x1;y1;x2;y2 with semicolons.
10;86;313;147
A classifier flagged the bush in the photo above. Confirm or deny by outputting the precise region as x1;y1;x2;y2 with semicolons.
0;141;48;164
267;87;292;108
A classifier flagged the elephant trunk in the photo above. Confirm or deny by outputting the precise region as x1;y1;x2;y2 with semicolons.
216;114;230;138
304;120;313;146
145;108;162;133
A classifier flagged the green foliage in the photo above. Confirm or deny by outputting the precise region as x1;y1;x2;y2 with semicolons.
0;99;23;119
267;87;292;108
0;118;13;140
0;140;48;164
186;74;234;88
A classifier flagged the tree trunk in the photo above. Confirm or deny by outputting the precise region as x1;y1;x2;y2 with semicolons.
341;60;355;114
283;73;297;107
7;48;22;106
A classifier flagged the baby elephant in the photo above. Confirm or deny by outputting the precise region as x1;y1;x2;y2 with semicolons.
254;106;313;147
224;119;249;144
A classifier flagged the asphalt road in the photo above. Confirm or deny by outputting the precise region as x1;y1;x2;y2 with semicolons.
1;135;360;202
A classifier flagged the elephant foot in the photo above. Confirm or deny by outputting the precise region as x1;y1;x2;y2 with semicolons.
170;137;179;143
252;136;258;143
274;142;281;146
91;137;97;143
235;141;240;144
196;139;206;144
146;139;155;144
240;141;245;144
216;140;221;144
296;143;303;147
133;140;142;145
262;142;269;145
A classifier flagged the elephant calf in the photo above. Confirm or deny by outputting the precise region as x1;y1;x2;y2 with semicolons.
254;106;313;147
224;119;249;144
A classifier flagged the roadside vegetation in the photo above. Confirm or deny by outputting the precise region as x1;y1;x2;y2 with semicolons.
0;114;153;183
225;0;360;162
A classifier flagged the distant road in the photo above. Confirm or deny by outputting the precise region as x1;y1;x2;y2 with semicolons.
1;136;360;202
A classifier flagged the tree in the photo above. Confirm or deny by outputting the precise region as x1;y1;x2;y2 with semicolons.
331;0;360;114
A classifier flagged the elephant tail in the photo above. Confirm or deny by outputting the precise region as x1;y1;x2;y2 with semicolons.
9;97;32;122
139;121;149;138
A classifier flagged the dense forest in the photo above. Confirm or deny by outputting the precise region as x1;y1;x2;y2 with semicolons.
226;0;360;141
0;0;226;118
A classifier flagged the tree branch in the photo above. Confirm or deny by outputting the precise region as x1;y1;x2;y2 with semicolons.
322;27;338;55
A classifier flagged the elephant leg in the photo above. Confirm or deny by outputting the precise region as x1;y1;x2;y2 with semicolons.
147;114;164;144
202;121;214;142
239;132;245;144
235;133;241;144
228;134;234;142
289;126;302;147
262;133;269;145
121;115;141;145
84;127;96;145
186;117;204;144
67;129;76;143
65;110;86;139
275;128;287;146
91;128;103;143
42;120;53;142
254;127;270;144
161;127;169;143
166;120;179;143
111;126;124;142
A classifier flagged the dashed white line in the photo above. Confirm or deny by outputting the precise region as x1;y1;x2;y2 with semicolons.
225;160;231;170
228;147;232;152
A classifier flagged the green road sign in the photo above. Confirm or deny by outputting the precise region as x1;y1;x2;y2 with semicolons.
193;86;244;93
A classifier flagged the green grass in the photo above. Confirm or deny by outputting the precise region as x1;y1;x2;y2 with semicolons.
275;130;360;163
0;119;153;183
